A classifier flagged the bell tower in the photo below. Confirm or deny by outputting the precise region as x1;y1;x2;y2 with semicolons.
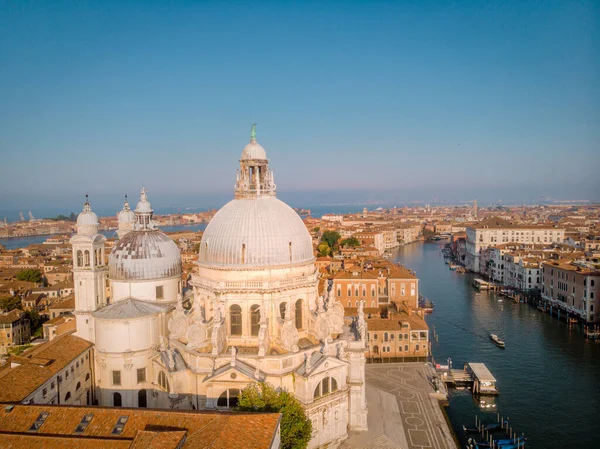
70;195;107;342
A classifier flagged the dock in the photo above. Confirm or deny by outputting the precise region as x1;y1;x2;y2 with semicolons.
436;362;499;395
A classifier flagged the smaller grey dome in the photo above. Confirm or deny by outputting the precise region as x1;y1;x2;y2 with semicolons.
109;230;182;280
118;198;136;224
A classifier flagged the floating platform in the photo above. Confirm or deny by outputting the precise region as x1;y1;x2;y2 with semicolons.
437;362;499;395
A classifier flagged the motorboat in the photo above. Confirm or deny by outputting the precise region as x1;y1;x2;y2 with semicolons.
489;334;506;349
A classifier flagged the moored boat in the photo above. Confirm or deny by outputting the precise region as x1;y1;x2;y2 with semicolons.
489;334;505;348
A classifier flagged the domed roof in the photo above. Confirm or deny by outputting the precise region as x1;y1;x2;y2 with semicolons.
77;210;99;226
76;196;99;229
118;198;136;224
198;196;314;267
241;140;267;160
109;230;182;280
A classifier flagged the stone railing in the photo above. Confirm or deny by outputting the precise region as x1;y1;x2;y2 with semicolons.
192;273;318;292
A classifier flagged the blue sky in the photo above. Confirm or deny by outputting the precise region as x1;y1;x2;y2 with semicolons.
0;0;598;216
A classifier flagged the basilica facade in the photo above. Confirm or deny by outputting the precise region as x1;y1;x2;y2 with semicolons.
71;128;368;448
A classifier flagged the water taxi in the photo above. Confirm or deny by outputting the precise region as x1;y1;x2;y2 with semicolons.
489;334;505;348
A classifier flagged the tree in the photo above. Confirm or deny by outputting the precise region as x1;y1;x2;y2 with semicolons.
16;269;43;283
312;227;320;233
237;382;312;449
320;230;341;249
0;295;22;312
25;309;42;336
192;243;200;253
317;242;331;257
341;237;360;248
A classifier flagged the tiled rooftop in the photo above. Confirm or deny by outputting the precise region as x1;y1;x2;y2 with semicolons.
0;404;281;449
0;333;93;402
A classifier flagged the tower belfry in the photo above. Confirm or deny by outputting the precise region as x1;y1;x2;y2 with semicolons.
70;195;107;342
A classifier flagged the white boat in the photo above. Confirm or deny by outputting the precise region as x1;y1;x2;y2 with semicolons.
489;334;505;348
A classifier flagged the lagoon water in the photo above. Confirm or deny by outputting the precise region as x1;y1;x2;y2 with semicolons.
0;223;207;250
390;242;600;448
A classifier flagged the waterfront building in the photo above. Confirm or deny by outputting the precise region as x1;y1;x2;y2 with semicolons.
37;128;368;449
365;307;429;362
465;217;565;273
541;259;600;324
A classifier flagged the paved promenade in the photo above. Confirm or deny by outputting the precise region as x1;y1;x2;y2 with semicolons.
340;363;457;449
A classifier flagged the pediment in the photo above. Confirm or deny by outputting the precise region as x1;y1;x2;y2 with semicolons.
203;359;265;384
296;353;347;378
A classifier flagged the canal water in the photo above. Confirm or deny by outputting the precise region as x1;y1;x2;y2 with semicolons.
390;242;600;449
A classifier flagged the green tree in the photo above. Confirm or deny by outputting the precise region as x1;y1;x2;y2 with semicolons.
341;237;360;248
312;227;320;233
0;295;22;312
317;242;331;257
237;382;312;449
192;242;200;253
25;309;42;337
16;269;43;283
320;230;341;249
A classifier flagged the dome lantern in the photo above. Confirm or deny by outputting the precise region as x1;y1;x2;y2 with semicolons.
235;124;276;199
76;194;99;236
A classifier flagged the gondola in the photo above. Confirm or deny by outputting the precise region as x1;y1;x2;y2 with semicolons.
463;425;480;434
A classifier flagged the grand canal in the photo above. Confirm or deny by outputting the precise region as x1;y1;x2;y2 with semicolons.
390;242;600;448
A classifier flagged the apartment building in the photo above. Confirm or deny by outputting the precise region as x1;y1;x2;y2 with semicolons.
0;309;30;353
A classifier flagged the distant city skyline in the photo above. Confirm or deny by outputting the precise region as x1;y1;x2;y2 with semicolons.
1;1;598;209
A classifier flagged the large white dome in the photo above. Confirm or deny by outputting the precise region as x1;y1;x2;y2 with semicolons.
109;230;182;280
199;196;314;267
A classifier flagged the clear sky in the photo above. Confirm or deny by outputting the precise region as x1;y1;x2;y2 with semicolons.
0;0;598;217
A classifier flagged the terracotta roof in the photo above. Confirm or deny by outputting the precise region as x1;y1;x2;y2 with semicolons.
49;294;75;310
0;333;93;402
0;404;281;449
0;309;24;324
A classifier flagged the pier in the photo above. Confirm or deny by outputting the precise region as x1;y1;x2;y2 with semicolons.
436;362;499;395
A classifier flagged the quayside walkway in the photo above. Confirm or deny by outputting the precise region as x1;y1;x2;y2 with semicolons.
340;363;457;449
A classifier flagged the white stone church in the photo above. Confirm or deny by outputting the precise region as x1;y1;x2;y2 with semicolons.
70;127;368;448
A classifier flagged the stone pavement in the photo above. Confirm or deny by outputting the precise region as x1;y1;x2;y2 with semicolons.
340;363;457;449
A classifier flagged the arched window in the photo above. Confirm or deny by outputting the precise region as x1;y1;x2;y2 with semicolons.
289;241;293;263
85;373;90;381
138;389;147;408
250;304;260;336
65;391;71;402
84;250;90;267
295;299;303;329
76;382;81;391
279;302;287;320
217;389;240;408
384;332;389;342
313;377;339;399
113;392;122;407
592;279;596;287
158;371;170;392
373;345;379;354
77;250;83;267
230;305;242;335
241;243;246;264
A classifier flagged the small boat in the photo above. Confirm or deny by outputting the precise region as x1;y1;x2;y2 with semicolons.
489;334;505;349
463;425;480;434
484;422;504;432
496;437;526;447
